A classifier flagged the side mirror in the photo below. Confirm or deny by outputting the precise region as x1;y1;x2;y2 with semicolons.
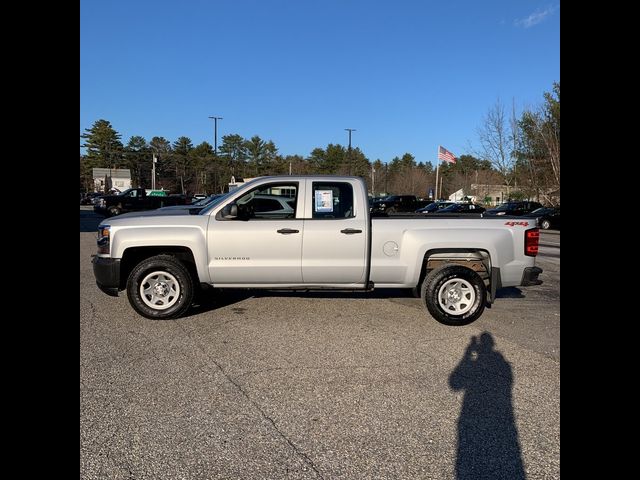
221;203;238;219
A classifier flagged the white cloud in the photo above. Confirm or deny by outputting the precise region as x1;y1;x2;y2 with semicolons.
515;5;559;28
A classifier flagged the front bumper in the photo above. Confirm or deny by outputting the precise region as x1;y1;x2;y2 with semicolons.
521;266;543;286
92;256;121;296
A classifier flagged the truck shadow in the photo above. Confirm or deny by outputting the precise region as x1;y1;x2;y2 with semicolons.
495;287;524;298
187;288;420;316
188;287;528;317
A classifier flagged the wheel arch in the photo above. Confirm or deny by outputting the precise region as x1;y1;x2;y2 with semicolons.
119;246;198;290
415;248;494;301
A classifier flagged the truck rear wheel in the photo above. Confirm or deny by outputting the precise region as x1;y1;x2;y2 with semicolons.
421;264;486;326
126;255;194;319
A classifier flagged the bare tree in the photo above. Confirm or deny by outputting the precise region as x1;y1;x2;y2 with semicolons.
477;99;515;191
510;98;520;189
516;83;560;205
534;111;560;187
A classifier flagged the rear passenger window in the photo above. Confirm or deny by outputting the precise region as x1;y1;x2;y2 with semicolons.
311;182;354;219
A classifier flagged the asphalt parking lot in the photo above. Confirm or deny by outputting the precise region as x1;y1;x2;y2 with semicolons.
80;207;559;479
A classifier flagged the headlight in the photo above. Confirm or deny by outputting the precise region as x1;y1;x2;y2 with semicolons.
379;203;386;208
97;225;111;254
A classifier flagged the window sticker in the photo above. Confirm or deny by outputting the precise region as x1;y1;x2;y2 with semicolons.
315;190;334;212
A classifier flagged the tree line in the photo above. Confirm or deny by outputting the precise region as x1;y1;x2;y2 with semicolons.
80;82;559;205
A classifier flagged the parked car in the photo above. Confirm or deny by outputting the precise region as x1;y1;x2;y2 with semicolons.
93;188;190;217
157;194;225;212
238;194;295;219
80;192;101;205
368;196;387;207
523;207;560;230
415;201;455;214
433;203;486;214
113;194;231;220
484;201;543;216
192;193;208;202
370;195;419;215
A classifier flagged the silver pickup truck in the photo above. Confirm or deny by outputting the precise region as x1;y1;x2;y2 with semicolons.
92;176;542;325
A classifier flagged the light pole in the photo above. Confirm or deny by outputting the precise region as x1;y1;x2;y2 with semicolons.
152;154;157;190
345;128;356;174
371;163;375;195
385;163;388;194
208;116;223;154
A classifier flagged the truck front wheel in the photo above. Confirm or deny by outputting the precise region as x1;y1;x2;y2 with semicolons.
421;264;486;326
126;255;194;319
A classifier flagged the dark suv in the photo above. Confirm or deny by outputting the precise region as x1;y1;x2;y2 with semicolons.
370;195;418;215
484;201;543;216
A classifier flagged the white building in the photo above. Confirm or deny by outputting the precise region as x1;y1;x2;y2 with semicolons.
448;188;476;203
92;168;132;193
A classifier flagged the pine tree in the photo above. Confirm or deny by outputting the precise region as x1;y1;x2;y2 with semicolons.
80;119;124;168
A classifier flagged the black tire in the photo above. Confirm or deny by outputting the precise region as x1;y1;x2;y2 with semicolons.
421;264;486;326
541;219;551;230
108;206;121;217
126;255;194;319
386;207;396;215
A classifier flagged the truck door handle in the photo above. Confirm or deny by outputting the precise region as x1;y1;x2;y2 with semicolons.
340;228;362;234
277;228;299;234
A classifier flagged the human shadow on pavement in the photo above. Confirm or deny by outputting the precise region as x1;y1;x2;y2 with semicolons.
449;332;525;480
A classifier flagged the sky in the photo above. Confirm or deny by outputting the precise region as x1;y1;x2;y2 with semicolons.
80;0;560;168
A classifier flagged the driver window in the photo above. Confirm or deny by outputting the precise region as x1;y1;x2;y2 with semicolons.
235;183;298;220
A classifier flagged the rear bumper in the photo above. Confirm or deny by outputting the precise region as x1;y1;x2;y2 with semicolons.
521;266;543;286
92;256;121;296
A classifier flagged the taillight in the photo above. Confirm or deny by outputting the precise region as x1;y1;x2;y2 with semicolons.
525;228;539;256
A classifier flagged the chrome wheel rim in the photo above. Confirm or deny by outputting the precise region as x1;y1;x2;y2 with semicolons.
139;271;180;310
437;278;475;315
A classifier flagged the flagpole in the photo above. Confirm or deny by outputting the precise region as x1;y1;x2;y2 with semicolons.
434;146;440;200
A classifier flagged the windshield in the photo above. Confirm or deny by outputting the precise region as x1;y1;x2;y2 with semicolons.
530;207;553;215
493;203;517;211
438;204;459;212
198;190;235;214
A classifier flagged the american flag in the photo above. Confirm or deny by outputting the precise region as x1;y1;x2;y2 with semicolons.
438;146;456;163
